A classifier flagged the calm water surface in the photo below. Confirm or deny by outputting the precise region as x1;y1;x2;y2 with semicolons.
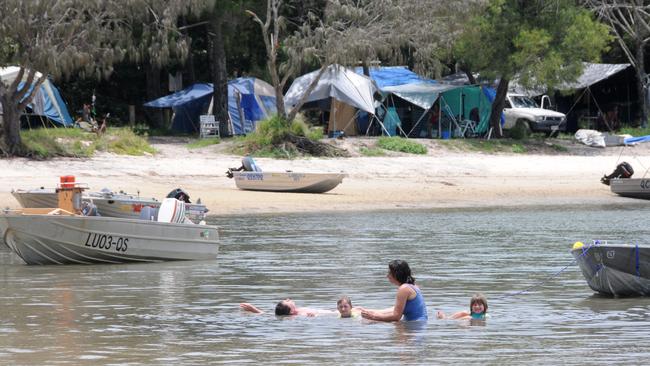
2;204;650;365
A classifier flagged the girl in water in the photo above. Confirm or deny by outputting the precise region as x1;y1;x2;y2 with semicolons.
436;293;488;320
360;260;428;322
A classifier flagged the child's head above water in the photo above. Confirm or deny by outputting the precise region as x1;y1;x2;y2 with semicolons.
470;293;488;319
337;296;353;318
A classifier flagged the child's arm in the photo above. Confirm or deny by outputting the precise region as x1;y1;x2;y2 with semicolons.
448;311;470;320
240;303;264;314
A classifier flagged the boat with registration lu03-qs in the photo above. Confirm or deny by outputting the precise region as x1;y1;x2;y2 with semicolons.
0;176;219;265
571;240;650;296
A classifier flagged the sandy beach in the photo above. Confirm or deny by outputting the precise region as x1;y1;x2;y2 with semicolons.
1;137;648;215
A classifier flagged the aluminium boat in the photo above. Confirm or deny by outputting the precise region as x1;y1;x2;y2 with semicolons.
226;157;346;193
11;187;208;221
572;240;650;296
0;199;219;265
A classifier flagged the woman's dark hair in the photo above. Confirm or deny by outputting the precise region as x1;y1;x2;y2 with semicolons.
470;293;488;314
275;301;291;316
388;259;415;284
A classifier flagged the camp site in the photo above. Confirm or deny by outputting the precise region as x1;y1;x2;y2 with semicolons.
3;1;650;365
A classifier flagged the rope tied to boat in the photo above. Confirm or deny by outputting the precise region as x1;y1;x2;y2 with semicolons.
634;243;641;278
495;240;600;299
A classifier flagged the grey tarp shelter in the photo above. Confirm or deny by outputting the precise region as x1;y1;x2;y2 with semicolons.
511;63;633;131
284;64;377;135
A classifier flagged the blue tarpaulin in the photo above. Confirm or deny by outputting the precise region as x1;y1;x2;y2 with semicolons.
143;83;213;133
354;66;435;88
624;135;650;144
144;78;277;134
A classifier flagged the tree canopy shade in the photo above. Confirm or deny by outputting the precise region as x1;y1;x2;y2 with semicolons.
583;0;650;126
0;0;212;156
454;0;612;136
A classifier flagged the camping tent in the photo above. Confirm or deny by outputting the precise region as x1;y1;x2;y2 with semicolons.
285;64;377;114
0;66;73;126
143;78;277;134
208;77;277;135
358;66;493;137
143;83;213;133
284;64;377;135
380;83;493;137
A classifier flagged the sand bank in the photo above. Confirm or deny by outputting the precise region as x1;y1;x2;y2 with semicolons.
0;138;647;215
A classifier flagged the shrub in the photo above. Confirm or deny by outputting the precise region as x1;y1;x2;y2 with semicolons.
377;136;427;154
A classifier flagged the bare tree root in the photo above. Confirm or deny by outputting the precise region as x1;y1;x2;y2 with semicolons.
284;133;349;157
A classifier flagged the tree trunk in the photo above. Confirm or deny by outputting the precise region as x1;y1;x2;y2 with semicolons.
489;78;510;138
0;96;22;156
145;65;164;129
208;14;230;136
636;39;648;128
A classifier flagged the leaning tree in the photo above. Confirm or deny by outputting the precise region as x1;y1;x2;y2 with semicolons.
0;0;211;156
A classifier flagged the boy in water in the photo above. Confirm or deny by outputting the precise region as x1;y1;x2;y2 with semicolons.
240;295;359;318
336;296;360;318
436;293;488;320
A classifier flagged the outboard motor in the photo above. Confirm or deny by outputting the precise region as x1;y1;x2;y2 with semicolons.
226;156;262;178
601;161;634;186
166;188;191;203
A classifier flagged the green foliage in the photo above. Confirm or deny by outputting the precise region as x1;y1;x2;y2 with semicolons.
456;0;612;90
359;147;386;157
620;126;650;137
511;143;527;154
187;138;221;149
377;137;427;155
21;127;155;159
237;114;325;158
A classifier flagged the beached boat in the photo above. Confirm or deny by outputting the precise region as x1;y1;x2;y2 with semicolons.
11;187;208;221
226;157;347;193
229;171;347;193
572;241;650;296
608;178;650;199
600;161;650;199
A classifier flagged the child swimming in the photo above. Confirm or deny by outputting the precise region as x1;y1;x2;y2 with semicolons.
337;296;360;318
436;293;488;320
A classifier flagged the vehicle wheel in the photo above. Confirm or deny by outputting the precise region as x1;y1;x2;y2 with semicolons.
510;119;531;140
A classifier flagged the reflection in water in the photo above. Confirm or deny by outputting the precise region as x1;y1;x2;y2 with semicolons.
2;205;650;363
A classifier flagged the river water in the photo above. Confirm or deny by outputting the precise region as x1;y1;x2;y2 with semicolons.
2;204;650;365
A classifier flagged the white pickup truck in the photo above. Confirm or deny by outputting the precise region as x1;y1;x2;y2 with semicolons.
503;93;566;134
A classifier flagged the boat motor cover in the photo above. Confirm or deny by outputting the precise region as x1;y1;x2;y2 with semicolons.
167;188;191;203
242;156;262;172
601;161;634;185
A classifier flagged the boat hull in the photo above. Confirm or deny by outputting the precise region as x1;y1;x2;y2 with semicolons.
609;178;650;199
232;171;346;193
0;214;219;265
572;243;650;296
11;189;207;221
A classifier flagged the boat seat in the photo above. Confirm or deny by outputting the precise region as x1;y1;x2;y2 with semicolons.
157;198;186;223
139;206;159;221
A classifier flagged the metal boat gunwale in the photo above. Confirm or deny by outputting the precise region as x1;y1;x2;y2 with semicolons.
47;216;218;244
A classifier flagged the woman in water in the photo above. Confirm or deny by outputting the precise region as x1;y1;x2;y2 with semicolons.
436;293;488;320
360;260;428;322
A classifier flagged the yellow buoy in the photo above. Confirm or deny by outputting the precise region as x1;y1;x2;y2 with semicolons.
572;241;584;250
